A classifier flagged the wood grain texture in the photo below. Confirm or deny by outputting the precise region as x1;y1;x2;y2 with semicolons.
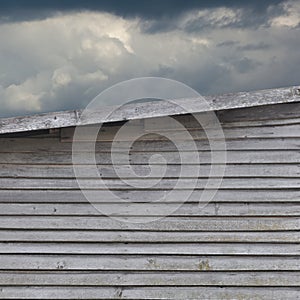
1;150;300;165
0;203;298;216
0;255;298;271
1;177;300;190
0;271;299;286
1;137;300;152
0;189;299;203
62;122;300;142
0;163;299;178
0;230;297;243
0;216;297;231
0;287;299;299
0;242;299;255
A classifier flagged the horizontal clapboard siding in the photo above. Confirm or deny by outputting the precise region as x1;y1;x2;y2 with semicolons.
0;101;299;299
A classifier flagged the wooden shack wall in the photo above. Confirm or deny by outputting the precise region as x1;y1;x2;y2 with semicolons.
0;102;299;299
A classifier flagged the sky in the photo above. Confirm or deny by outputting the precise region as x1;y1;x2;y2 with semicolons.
0;0;299;117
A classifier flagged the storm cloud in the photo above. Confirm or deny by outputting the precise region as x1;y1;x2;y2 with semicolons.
0;0;299;117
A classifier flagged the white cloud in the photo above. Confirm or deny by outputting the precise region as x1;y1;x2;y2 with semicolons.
0;12;136;115
179;7;243;30
52;68;72;88
269;0;300;28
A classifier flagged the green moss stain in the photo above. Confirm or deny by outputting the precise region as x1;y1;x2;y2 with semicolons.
198;259;211;271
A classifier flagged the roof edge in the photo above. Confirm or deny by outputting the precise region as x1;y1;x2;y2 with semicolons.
1;85;300;134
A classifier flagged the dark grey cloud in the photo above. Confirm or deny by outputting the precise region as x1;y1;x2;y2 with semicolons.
150;65;175;78
217;41;271;51
139;2;287;34
0;0;284;23
217;40;239;47
232;57;262;74
237;42;271;51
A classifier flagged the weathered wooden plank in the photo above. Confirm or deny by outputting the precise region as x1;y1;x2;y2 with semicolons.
0;216;297;231
0;177;300;190
1;243;298;255
145;113;300;131
0;271;298;286
0;203;298;216
0;231;297;243
0;189;299;203
125;137;300;151
1;86;299;135
123;287;300;300
0;287;116;299
0;130;59;139
63;123;300;142
59;111;300;144
0;110;78;135
0;286;299;300
2;150;300;164
0;255;298;271
1;164;299;178
2;137;300;152
218;101;300;123
1;243;299;255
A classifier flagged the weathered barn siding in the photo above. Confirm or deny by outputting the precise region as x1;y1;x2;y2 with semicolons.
0;100;299;299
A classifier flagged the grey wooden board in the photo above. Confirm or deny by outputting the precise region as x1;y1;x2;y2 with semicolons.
2;150;300;164
62;123;300;142
218;101;300;123
0;255;298;271
0;287;299;300
0;203;299;216
1;85;299;134
1;164;300;178
0;216;297;231
0;242;299;255
0;231;297;243
3;137;300;152
1;100;300;141
64;115;300;143
0;130;59;139
144;113;300;131
1;177;300;189
0;271;298;286
0;189;299;203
